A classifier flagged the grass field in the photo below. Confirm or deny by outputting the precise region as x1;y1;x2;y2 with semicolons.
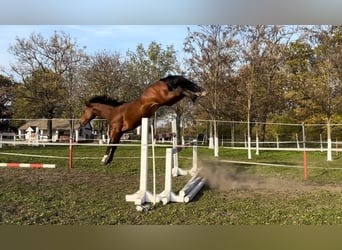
1;143;342;225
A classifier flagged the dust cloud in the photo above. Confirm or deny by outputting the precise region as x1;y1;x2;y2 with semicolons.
197;157;310;192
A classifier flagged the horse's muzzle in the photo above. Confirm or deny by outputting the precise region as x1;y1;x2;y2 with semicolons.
197;90;207;97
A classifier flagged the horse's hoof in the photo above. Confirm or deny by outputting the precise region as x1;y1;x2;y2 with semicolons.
101;155;113;166
101;161;112;167
101;155;109;165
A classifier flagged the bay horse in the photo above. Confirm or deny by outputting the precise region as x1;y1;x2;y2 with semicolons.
79;75;206;166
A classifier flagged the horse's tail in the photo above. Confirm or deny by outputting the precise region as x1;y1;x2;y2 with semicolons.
161;75;204;93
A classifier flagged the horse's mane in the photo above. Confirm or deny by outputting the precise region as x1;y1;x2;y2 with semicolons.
160;75;203;93
86;95;125;107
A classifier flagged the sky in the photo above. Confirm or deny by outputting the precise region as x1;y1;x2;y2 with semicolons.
1;0;341;74
0;25;198;73
1;0;341;25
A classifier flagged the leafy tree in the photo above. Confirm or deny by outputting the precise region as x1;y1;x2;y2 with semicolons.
184;25;238;151
9;31;87;127
126;41;184;140
12;70;66;138
0;74;16;131
82;50;126;101
283;40;316;120
126;41;181;100
280;26;342;157
236;25;295;143
0;75;15;118
306;26;342;160
310;26;342;121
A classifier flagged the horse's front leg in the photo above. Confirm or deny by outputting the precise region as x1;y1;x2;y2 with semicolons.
101;145;117;166
101;130;122;166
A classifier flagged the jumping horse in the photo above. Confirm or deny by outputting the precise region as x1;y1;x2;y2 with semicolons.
80;75;206;166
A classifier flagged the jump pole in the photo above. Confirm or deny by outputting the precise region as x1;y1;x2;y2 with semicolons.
182;177;206;203
150;123;157;205
0;163;55;168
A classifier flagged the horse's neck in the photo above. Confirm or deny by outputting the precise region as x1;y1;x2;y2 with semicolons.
93;104;114;119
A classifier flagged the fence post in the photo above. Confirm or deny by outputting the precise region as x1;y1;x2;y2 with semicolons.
68;119;74;169
327;121;332;161
296;133;300;149
320;134;323;152
255;122;259;155
302;123;308;180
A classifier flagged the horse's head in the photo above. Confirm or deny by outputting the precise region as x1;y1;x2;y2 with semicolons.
80;96;124;126
160;75;207;102
80;103;96;126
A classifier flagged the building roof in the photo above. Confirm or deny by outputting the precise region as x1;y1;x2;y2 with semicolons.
18;119;83;131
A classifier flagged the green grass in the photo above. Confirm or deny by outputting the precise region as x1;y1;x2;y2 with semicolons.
1;144;342;225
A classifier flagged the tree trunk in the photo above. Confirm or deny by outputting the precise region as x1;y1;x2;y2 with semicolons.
209;121;214;149
230;122;235;147
327;116;332;161
247;95;252;160
47;119;53;140
175;113;182;145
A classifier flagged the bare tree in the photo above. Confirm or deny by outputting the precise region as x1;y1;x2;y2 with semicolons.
184;25;238;119
81;50;127;136
125;41;184;140
184;25;238;153
82;50;126;100
236;25;295;156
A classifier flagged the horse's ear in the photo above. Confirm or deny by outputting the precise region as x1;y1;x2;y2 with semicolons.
84;100;91;107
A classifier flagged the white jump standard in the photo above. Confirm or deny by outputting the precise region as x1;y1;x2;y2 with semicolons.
125;118;160;207
126;117;205;210
159;141;206;205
